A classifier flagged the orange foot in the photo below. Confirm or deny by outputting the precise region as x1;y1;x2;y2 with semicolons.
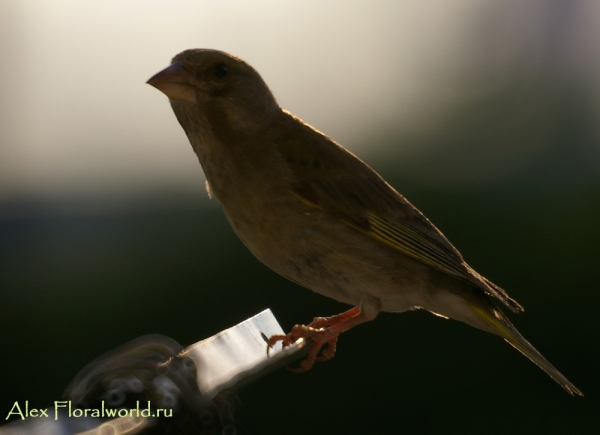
267;306;366;373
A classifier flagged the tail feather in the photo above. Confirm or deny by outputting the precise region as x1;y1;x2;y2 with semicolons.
469;304;583;396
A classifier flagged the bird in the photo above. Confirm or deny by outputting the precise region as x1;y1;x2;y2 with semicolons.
147;48;582;396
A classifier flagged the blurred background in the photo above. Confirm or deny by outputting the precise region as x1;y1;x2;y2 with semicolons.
1;0;599;433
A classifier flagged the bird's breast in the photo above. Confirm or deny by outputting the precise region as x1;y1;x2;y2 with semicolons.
197;138;444;311
218;185;433;310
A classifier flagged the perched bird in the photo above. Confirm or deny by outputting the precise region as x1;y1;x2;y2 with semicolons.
147;49;582;395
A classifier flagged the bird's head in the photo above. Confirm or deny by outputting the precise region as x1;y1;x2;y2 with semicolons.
147;49;280;139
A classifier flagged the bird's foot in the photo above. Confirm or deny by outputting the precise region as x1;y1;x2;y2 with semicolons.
266;306;363;372
267;324;339;373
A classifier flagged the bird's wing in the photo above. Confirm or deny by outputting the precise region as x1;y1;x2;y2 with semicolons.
275;128;523;313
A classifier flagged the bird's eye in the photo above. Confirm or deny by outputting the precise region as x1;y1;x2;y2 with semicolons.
213;63;228;78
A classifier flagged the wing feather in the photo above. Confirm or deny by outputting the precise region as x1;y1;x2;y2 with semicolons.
275;121;523;313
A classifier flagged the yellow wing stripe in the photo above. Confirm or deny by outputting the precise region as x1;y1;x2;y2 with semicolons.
367;213;466;280
290;187;475;286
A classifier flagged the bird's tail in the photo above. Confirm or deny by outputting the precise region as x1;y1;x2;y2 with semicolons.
469;303;583;396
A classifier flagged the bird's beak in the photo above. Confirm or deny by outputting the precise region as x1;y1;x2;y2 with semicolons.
147;61;198;104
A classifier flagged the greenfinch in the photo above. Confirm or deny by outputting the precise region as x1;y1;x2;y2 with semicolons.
147;49;582;396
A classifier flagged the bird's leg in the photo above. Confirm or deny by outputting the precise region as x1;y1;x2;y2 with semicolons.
307;306;361;362
267;299;379;373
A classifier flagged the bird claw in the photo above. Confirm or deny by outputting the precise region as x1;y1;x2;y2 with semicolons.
315;336;338;362
266;324;339;372
266;307;363;372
